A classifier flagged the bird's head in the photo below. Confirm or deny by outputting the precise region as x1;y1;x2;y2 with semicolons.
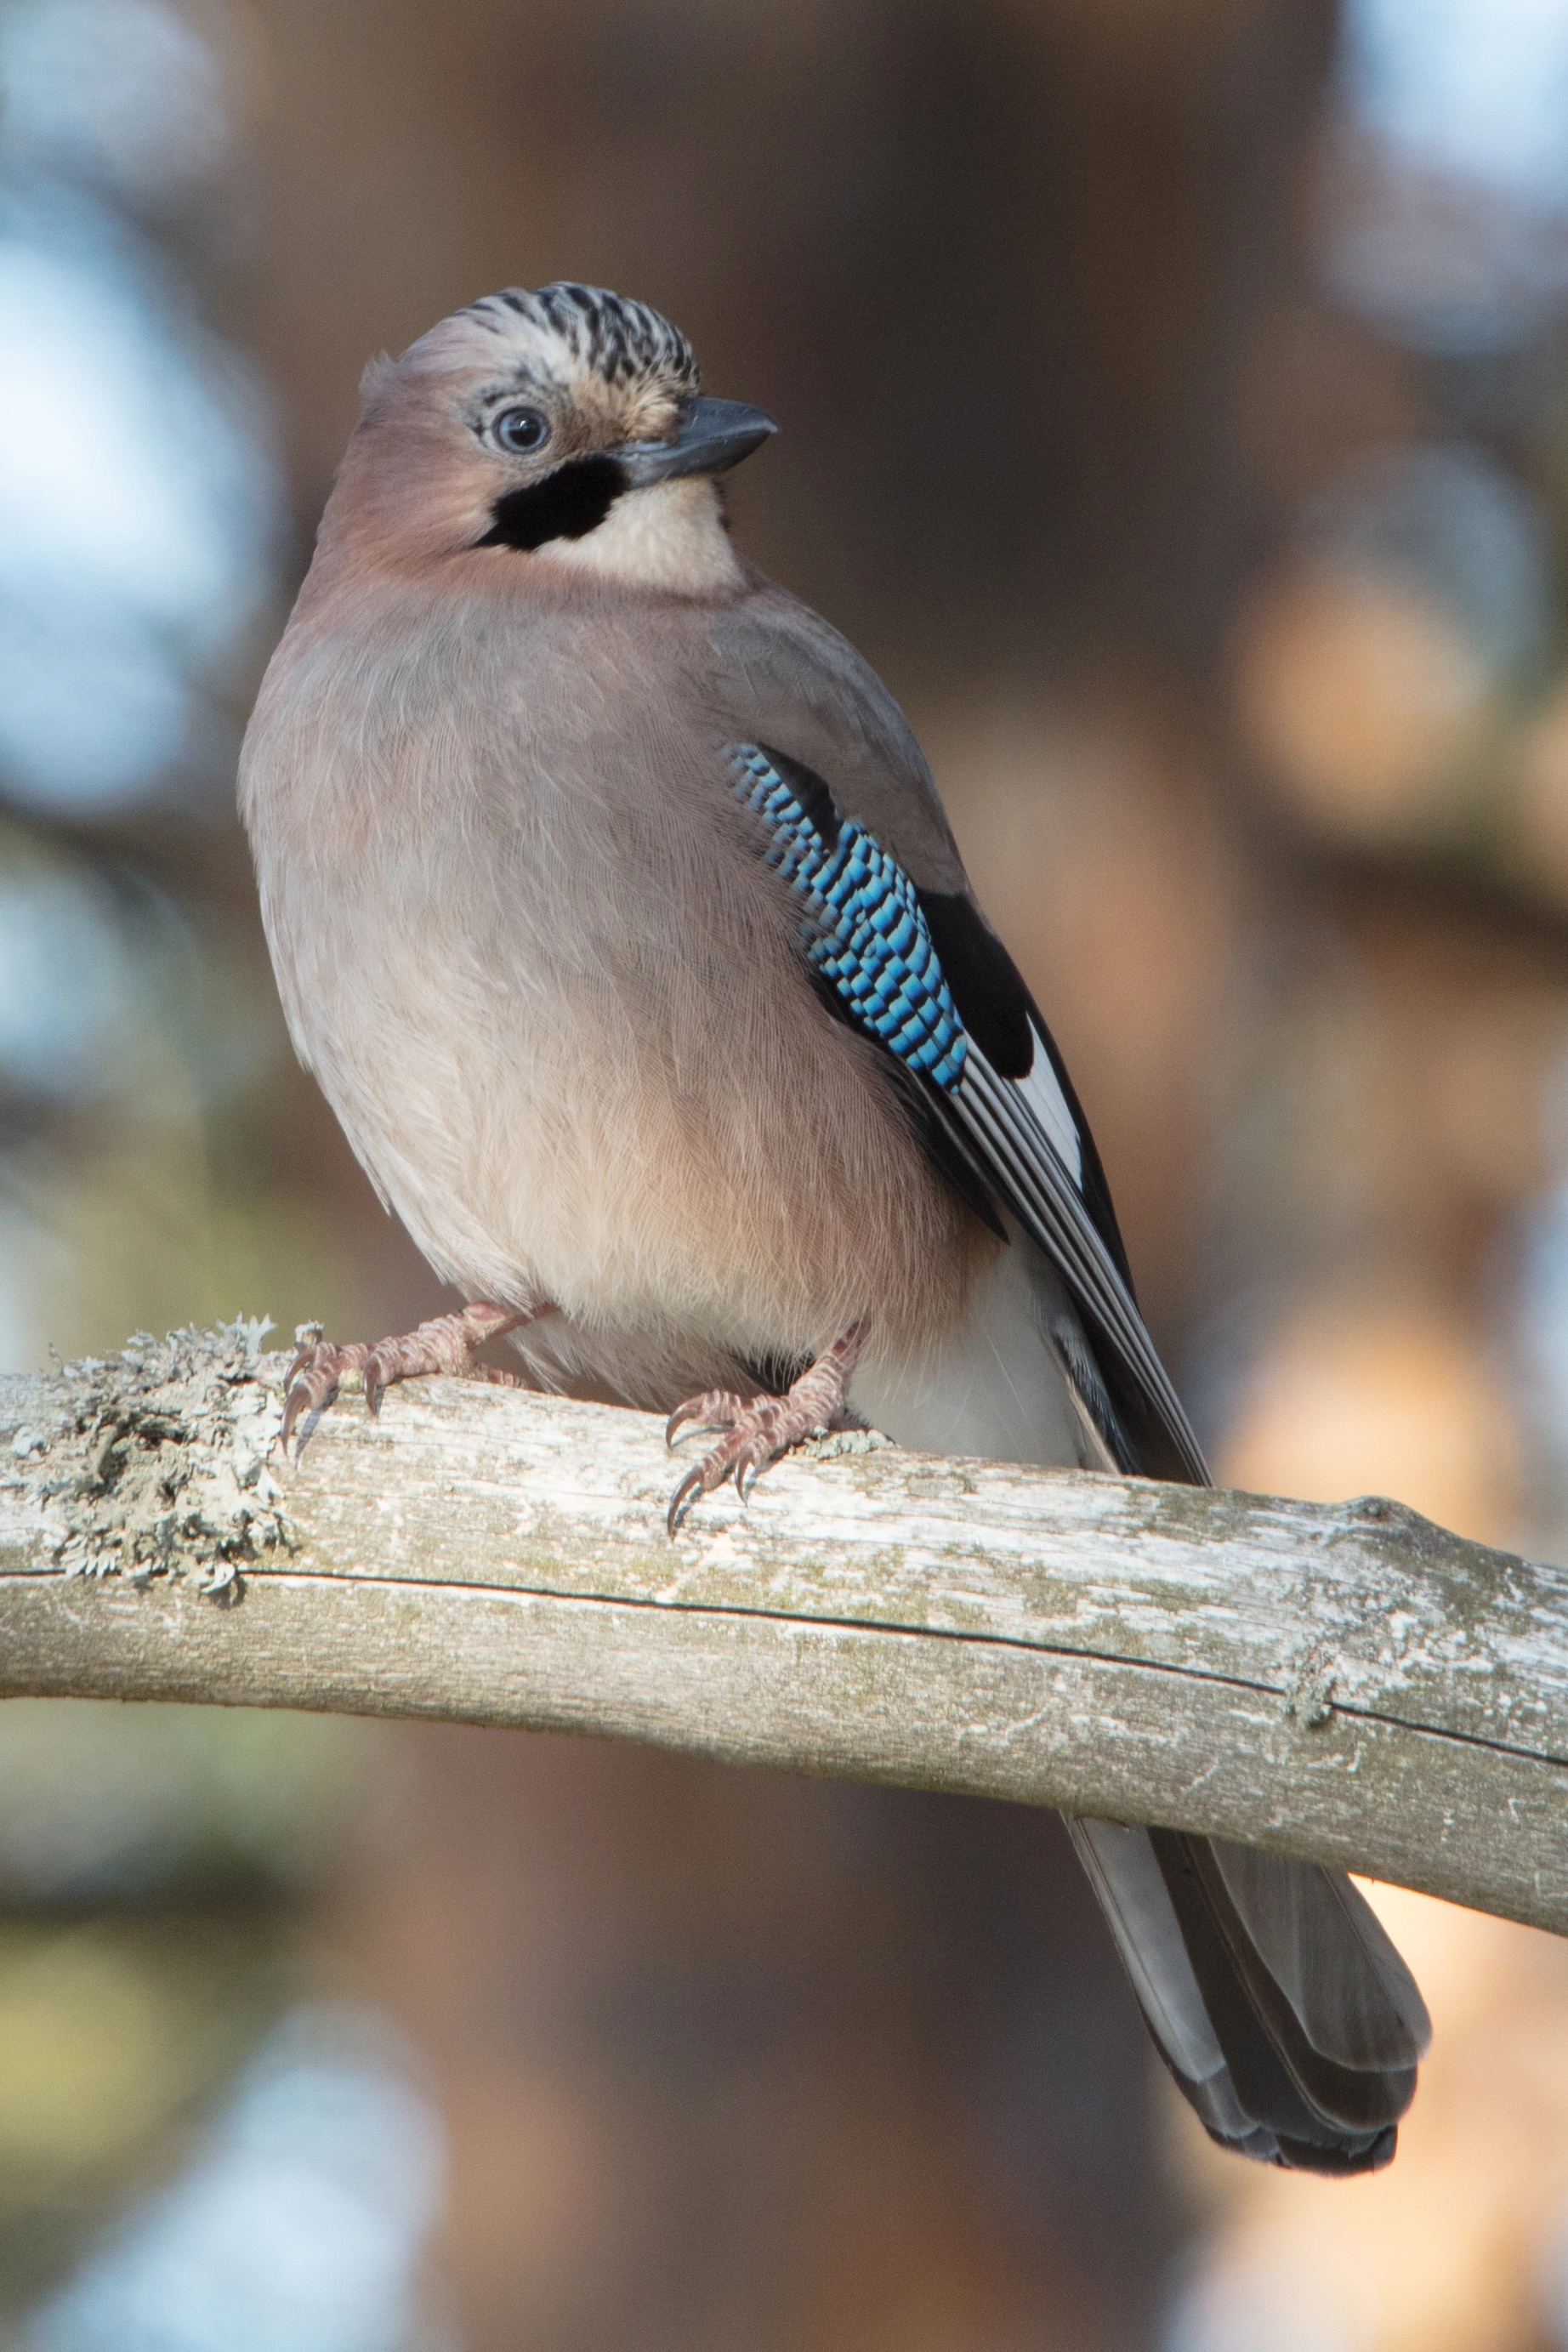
329;283;776;595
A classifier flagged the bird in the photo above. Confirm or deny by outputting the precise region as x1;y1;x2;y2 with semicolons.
239;281;1430;2173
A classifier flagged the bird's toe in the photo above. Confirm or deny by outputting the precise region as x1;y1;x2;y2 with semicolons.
666;1389;745;1447
278;1303;553;1456
664;1328;866;1536
281;1338;366;1450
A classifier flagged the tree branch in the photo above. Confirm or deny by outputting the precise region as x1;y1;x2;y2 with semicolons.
1;1324;1565;1934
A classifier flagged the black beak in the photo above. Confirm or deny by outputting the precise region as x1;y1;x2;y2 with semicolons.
615;397;778;487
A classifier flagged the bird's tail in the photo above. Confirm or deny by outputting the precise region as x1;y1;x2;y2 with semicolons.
1067;1817;1431;2173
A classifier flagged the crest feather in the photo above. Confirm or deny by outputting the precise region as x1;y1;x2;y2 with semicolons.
452;282;701;395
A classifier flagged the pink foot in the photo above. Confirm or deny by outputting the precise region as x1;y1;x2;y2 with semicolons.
665;1323;867;1536
281;1301;554;1452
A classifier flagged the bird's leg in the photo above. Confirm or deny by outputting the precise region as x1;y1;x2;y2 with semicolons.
281;1301;554;1452
665;1322;867;1535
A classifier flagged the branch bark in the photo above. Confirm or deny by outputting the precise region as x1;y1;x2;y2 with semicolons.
1;1325;1565;1934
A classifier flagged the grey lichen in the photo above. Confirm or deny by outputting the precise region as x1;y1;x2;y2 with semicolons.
803;1428;895;1463
15;1319;292;1596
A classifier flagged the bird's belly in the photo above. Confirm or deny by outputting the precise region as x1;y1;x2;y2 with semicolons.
249;690;987;1408
277;875;983;1404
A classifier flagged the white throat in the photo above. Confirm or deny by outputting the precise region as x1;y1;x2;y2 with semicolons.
535;475;743;595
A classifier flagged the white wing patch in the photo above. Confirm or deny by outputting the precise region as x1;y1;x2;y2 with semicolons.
1016;1020;1082;1187
949;1042;1211;1482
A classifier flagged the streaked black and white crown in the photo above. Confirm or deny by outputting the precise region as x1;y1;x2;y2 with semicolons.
462;283;700;393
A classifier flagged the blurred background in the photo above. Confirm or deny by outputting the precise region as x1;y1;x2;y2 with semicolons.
2;0;1568;2342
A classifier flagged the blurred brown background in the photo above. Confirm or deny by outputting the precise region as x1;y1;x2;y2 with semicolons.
3;0;1568;2345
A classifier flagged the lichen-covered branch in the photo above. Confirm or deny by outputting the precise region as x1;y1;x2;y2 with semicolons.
2;1325;1565;1934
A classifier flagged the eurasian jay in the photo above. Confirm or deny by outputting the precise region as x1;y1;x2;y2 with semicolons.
239;283;1429;2173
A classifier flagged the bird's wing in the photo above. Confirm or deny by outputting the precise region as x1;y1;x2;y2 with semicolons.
706;590;1430;2179
707;591;1208;1484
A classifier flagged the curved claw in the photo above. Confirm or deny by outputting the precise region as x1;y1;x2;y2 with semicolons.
286;1324;323;1392
281;1355;340;1452
280;1383;310;1452
667;1460;710;1537
665;1400;702;1448
362;1351;387;1418
731;1429;775;1506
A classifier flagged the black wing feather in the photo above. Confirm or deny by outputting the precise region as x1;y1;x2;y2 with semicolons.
916;890;1133;1292
719;705;1427;2177
942;1046;1208;1483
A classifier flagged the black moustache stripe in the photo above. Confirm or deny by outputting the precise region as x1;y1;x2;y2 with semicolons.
477;454;627;550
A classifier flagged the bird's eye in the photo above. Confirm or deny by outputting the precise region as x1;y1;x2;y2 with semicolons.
491;405;551;456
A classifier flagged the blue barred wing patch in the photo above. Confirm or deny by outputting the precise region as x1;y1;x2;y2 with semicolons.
725;742;967;1091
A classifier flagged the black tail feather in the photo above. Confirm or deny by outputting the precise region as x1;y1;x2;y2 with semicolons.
1069;1819;1429;2176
